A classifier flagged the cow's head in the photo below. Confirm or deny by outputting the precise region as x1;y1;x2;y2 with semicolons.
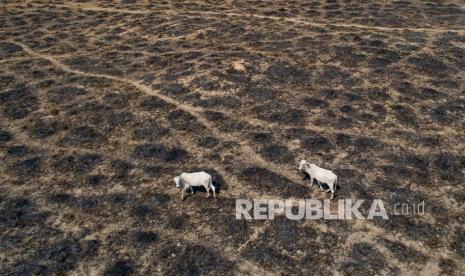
173;176;181;188
299;160;307;171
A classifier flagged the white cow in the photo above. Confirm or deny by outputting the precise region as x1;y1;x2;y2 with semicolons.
299;160;338;199
173;171;216;200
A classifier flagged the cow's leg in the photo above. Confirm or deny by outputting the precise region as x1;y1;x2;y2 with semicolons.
318;181;324;190
181;189;184;200
190;186;194;194
330;184;335;199
211;185;216;198
205;184;210;197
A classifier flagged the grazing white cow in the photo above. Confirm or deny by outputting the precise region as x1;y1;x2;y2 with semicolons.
173;171;216;200
299;160;338;199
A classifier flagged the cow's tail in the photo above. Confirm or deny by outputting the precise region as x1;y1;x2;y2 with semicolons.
334;176;338;191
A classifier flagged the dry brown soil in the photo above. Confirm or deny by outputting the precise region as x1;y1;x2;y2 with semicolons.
0;0;464;275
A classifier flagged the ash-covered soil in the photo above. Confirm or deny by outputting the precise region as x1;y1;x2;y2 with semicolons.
0;0;464;275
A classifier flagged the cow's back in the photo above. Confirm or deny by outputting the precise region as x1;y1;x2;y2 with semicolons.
181;171;210;184
312;166;336;182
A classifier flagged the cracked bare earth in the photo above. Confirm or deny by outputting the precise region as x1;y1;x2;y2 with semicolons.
0;0;464;275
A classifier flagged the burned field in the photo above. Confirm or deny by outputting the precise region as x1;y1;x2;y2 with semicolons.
0;0;464;274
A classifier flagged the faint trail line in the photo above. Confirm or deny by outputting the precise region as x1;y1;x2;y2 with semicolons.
8;41;449;160
10;2;465;34
237;220;271;252
1;3;152;14
0;56;41;63
11;40;303;184
207;108;449;155
9;41;455;173
185;10;465;34
11;41;453;187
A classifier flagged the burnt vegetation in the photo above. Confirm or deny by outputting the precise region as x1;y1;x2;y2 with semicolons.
0;0;464;274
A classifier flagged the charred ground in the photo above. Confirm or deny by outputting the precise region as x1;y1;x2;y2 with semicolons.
0;0;464;275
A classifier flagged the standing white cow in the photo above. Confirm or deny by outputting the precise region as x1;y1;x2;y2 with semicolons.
173;171;216;200
299;160;338;199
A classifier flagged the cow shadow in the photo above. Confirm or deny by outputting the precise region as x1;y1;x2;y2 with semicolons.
302;172;340;190
187;168;225;193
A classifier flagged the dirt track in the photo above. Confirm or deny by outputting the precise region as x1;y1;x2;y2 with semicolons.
0;1;464;275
